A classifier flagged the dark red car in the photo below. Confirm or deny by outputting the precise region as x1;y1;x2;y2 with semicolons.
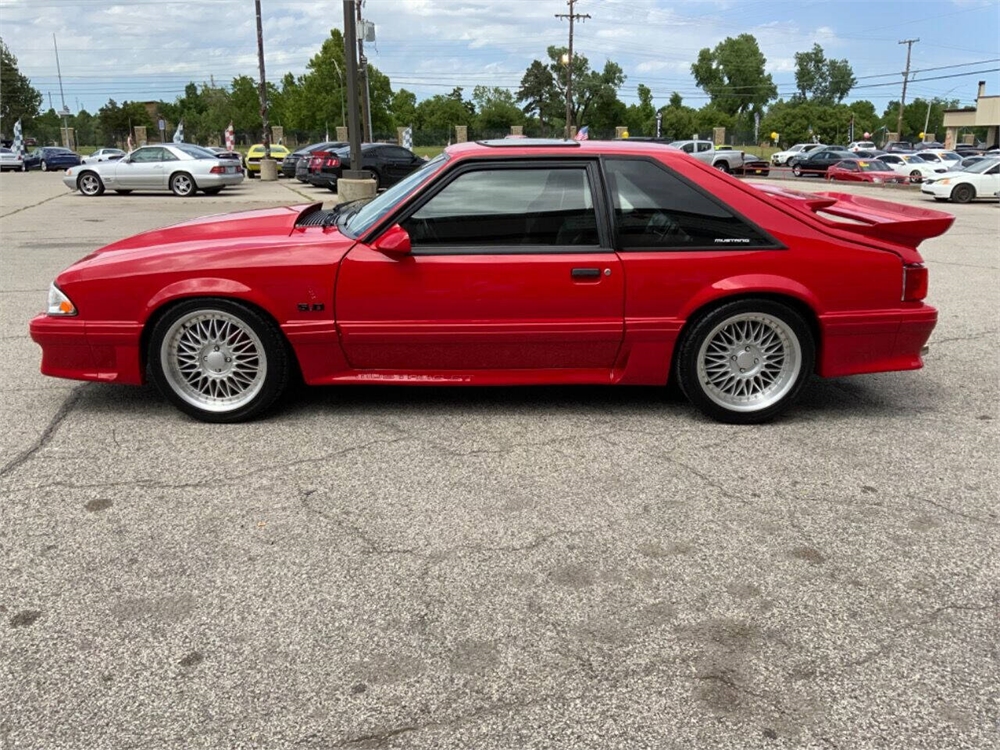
30;139;952;424
827;159;909;184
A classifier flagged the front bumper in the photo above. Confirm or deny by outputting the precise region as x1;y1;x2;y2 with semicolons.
30;314;145;384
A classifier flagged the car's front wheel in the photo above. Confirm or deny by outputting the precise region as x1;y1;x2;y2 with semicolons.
951;183;975;203
170;172;196;197
40;160;48;171
791;164;802;177
676;299;814;424
909;170;923;182
77;172;105;196
149;299;290;423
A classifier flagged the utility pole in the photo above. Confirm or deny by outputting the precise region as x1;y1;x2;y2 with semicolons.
255;0;271;161
357;0;372;141
556;0;590;139
343;0;365;181
896;38;919;141
53;35;70;147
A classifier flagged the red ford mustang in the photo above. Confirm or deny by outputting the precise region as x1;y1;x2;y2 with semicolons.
30;139;953;424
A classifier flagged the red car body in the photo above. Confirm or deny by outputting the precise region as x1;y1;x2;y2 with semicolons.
827;160;909;184
30;139;953;423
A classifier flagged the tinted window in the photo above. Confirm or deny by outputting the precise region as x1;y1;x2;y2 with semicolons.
403;167;599;250
174;144;214;159
605;158;773;250
384;147;414;160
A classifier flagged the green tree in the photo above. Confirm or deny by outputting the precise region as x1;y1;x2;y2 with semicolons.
691;34;776;118
544;47;626;131
95;99;153;144
658;92;697;141
0;38;43;132
414;94;472;133
517;59;559;131
72;109;96;146
881;97;958;141
391;89;417;129
368;66;395;136
793;44;856;104
624;83;656;135
472;85;523;134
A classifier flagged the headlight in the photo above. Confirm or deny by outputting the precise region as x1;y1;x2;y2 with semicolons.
938;178;951;185
66;168;74;176
47;283;77;316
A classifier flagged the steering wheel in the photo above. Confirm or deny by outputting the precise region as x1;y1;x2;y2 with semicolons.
645;211;688;243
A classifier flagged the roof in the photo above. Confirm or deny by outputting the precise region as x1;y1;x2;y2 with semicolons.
444;138;688;161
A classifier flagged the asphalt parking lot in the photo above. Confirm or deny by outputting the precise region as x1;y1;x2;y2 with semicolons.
1;172;997;749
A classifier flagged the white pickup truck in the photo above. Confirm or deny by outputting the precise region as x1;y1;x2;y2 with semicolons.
668;140;745;173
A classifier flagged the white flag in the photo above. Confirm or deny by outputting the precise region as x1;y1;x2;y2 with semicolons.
173;121;184;143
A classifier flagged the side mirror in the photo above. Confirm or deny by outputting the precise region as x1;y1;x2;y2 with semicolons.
372;224;412;255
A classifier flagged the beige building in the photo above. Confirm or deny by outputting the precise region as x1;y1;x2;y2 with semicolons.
942;81;999;149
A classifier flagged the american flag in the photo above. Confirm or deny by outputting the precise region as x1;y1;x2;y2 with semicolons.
173;120;184;144
225;122;235;152
12;119;24;157
574;126;589;142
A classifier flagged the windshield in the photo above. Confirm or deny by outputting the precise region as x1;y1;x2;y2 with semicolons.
341;154;447;238
857;161;891;172
905;154;929;163
963;158;1000;174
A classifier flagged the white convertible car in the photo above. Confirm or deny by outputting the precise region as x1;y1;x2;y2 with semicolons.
63;143;244;197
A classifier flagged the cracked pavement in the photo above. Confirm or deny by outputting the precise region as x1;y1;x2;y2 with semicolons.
1;173;998;749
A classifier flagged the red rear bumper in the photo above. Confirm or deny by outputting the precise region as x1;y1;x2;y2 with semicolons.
818;304;937;378
29;314;145;384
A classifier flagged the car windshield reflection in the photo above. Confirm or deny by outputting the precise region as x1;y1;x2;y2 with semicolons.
342;153;447;237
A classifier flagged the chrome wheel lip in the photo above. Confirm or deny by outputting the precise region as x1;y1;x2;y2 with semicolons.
160;310;267;413
696;312;801;413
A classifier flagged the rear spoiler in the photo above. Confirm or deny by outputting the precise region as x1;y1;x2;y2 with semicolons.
752;183;954;249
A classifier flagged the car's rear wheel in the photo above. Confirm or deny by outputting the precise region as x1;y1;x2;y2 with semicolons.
676;299;814;424
951;183;975;203
791;164;802;177
77;172;105;196
170;172;196;197
40;160;48;172
714;161;730;173
149;299;290;423
370;169;382;189
909;170;923;182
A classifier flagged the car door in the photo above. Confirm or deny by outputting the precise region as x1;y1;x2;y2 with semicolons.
335;161;625;373
116;147;167;188
379;146;420;185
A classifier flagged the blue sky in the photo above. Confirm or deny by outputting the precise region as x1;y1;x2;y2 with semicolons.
1;0;998;115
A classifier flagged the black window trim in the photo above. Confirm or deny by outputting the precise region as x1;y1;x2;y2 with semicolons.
363;156;614;256
599;155;786;252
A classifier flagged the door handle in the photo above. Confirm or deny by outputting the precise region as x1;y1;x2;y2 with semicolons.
571;268;601;279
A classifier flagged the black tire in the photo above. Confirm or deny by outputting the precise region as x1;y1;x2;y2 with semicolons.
951;183;975;204
170;172;197;197
202;187;224;195
148;298;290;423
115;189;132;195
40;160;48;172
792;164;802;177
675;299;815;424
909;170;923;182
77;171;105;196
369;169;382;189
21;162;28;172
714;161;730;174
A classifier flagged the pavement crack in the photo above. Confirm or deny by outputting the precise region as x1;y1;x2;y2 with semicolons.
0;191;70;219
909;494;999;527
0;385;86;478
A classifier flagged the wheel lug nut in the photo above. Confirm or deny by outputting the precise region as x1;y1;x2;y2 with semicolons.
740;368;745;373
731;355;737;361
754;359;759;364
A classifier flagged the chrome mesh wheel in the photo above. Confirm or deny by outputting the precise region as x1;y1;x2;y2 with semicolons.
696;312;802;413
160;310;267;413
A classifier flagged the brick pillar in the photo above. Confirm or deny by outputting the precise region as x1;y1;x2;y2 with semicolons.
271;126;284;146
455;125;468;143
61;128;75;150
615;126;628;138
510;125;524;136
134;126;147;147
712;127;726;146
336;126;348;142
397;127;406;145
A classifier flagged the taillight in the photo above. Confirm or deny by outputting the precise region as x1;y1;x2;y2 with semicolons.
903;263;928;301
324;156;340;168
209;166;226;174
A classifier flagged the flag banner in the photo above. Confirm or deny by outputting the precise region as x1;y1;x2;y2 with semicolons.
127;134;134;151
173;121;184;144
574;126;589;142
402;126;413;149
225;122;235;152
12;119;24;157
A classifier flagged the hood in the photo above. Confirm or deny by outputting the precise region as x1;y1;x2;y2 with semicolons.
98;202;325;254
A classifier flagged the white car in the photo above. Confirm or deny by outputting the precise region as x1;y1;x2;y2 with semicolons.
63;143;244;197
81;148;126;164
847;141;876;152
876;153;947;183
0;146;23;172
921;158;1000;203
912;150;962;170
771;143;823;166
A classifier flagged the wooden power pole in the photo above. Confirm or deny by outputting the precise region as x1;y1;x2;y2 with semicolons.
556;0;590;139
896;38;919;140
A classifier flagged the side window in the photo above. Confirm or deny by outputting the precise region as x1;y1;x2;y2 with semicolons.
698;142;712;153
605;158;774;250
131;148;162;163
402;167;599;251
384;147;412;160
680;143;694;154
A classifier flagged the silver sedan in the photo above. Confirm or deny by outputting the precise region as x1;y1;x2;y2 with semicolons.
63;143;244;197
